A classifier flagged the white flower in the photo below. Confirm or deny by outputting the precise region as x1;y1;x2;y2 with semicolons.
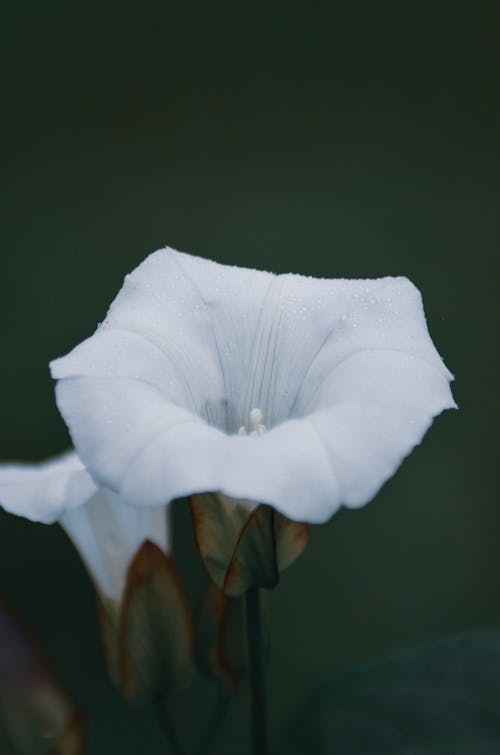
0;451;168;604
50;247;456;525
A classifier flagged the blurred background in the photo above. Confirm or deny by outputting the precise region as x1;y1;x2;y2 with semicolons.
0;1;498;752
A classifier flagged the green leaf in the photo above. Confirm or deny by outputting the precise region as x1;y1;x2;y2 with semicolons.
282;631;500;755
395;747;500;754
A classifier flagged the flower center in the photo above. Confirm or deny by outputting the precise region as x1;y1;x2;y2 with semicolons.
238;407;267;437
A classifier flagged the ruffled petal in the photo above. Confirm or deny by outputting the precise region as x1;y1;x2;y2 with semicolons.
305;350;456;514
0;451;96;524
50;248;456;524
0;450;168;601
51;249;274;432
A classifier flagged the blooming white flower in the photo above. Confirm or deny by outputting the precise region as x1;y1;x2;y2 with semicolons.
50;247;456;525
0;451;168;604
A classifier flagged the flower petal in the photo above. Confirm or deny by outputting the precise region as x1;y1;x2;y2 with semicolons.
60;491;168;603
0;450;168;602
51;249;274;432
50;249;456;525
52;372;342;523
289;276;454;418
49;373;375;524
0;451;96;524
306;350;456;512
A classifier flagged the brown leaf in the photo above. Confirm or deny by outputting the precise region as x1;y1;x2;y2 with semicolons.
190;493;253;590
48;713;85;755
274;512;310;572
191;494;310;596
95;596;120;689
223;505;279;596
119;541;193;703
0;602;84;755
194;581;247;687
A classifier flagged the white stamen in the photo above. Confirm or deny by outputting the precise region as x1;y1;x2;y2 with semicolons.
250;408;264;429
238;408;267;436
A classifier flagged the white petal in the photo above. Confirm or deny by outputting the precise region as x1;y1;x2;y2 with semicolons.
54;376;215;497
288;276;454;418
50;248;456;524
60;490;169;603
51;249;273;432
54;374;339;521
0;451;96;524
305;351;456;513
0;450;169;602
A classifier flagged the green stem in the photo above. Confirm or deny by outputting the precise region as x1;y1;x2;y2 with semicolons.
195;687;232;755
245;588;269;755
153;693;187;755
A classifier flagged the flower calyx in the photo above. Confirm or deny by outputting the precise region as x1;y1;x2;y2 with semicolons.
190;493;310;597
194;580;270;688
97;540;193;704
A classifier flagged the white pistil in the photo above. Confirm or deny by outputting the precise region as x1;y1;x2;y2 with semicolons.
238;407;267;437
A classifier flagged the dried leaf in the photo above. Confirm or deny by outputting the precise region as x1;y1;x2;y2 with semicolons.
191;494;310;596
95;596;120;689
48;713;85;755
274;512;310;572
119;541;193;703
0;602;84;755
224;505;279;595
194;581;246;686
190;493;253;590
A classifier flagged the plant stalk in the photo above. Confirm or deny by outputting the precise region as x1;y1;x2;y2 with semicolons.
245;587;269;755
153;693;187;755
195;688;231;755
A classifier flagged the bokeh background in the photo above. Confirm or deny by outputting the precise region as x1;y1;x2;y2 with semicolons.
1;1;498;752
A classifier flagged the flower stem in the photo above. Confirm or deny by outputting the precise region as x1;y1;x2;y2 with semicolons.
153;693;187;755
245;588;269;755
195;687;231;755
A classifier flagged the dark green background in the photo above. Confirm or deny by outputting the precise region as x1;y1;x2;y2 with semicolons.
1;2;498;752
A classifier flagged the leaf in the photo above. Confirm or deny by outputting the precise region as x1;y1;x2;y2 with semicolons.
48;713;85;755
281;631;500;755
190;493;254;590
95;595;121;689
190;494;309;596
274;511;309;573
119;541;193;703
224;505;279;595
0;602;84;755
397;747;500;754
194;580;247;686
